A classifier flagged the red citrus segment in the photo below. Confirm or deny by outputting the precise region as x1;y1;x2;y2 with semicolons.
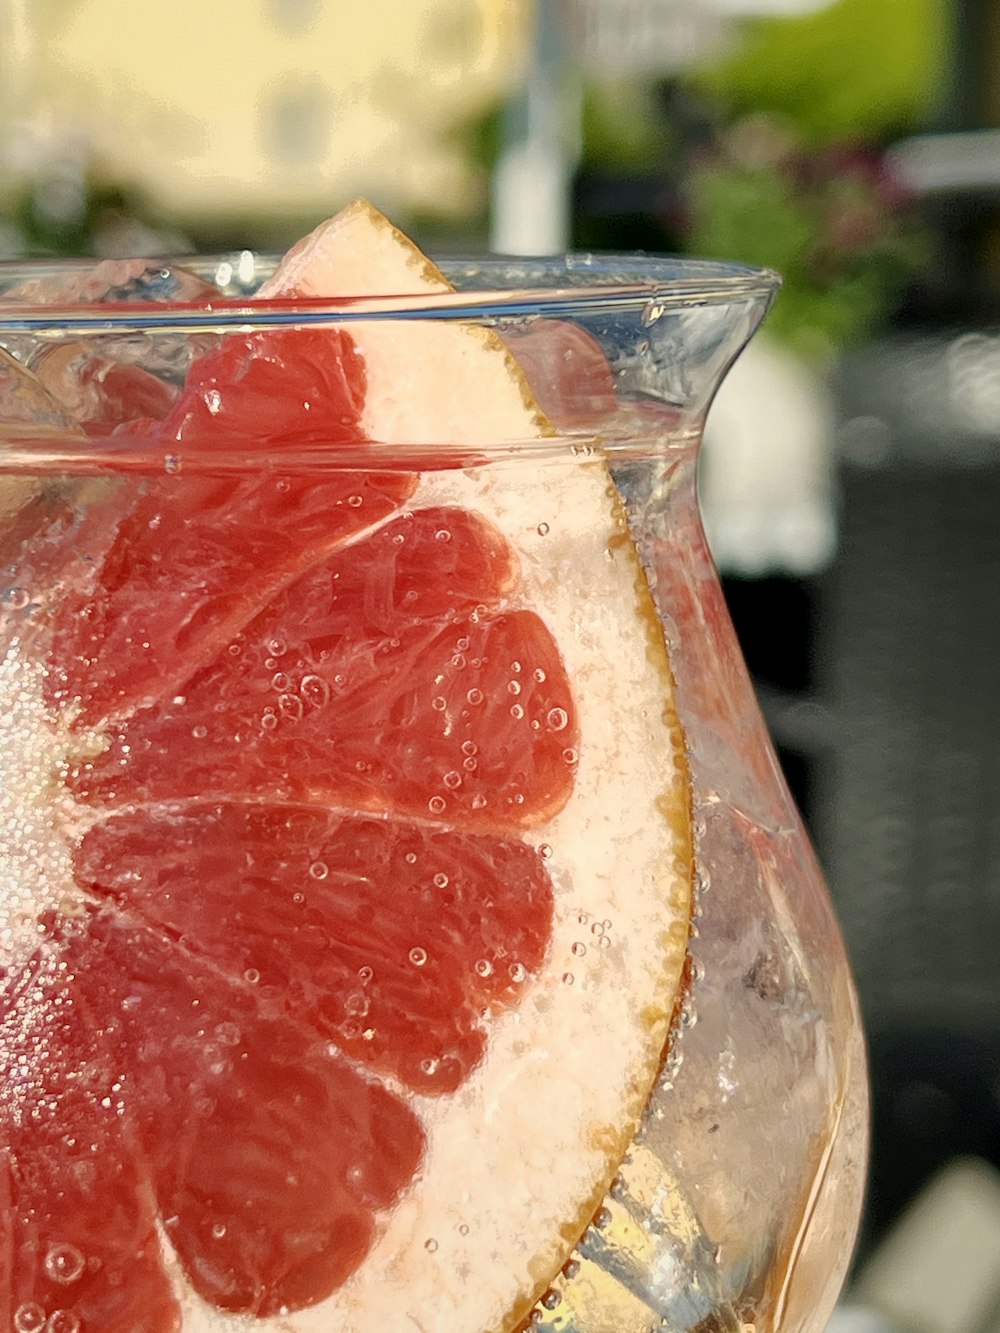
69;504;579;829
108;949;424;1322
159;328;366;450
10;318;419;724
2;906;428;1326
76;803;554;1097
1;935;181;1333
39;464;416;724
87;911;427;1317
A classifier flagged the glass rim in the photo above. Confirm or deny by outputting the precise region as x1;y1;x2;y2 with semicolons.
0;251;781;333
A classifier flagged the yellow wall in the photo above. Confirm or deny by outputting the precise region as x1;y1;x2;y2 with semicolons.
4;0;530;224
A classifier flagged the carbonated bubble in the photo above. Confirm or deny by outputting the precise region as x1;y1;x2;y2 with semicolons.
300;674;330;708
408;947;428;967
278;693;301;725
45;1314;80;1333
13;1304;46;1332
44;1241;85;1284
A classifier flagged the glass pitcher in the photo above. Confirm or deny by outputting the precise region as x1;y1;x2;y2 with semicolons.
0;244;867;1333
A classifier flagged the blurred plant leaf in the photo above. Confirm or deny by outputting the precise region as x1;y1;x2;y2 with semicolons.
684;122;929;357
580;83;674;170
689;0;948;144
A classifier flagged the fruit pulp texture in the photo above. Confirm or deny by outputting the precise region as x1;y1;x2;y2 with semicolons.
0;447;586;1327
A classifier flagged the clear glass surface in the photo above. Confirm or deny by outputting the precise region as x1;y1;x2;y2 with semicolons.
0;252;868;1333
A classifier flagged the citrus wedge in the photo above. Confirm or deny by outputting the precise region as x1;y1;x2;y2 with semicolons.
0;202;693;1333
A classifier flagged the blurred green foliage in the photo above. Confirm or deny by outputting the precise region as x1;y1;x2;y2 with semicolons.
685;125;928;358
690;0;948;143
679;0;946;355
581;83;675;171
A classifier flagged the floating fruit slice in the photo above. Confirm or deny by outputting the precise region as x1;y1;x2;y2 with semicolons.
0;201;693;1333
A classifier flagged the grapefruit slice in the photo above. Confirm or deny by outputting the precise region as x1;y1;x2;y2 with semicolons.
0;201;693;1333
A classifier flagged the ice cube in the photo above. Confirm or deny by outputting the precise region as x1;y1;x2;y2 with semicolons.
0;258;218;434
30;342;179;434
502;320;618;430
0;258;216;307
0;347;79;439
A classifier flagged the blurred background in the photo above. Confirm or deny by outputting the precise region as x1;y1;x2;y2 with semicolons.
2;0;999;1328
